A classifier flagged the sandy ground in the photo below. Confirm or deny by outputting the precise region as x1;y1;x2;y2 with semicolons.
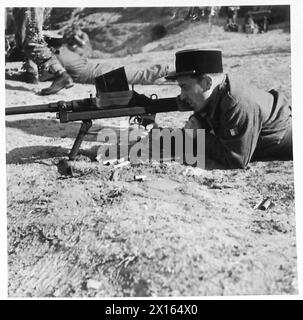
5;24;297;297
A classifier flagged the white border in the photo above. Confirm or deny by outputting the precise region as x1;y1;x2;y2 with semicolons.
0;5;7;300
1;0;302;300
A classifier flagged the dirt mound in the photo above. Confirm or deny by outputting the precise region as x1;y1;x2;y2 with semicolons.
47;8;189;56
6;158;296;297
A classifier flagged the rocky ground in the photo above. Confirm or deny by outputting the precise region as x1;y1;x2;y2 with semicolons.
5;19;297;297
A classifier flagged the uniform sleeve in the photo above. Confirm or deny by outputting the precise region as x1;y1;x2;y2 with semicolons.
124;64;169;85
205;101;261;169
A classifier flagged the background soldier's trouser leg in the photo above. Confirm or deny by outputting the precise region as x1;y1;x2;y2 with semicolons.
90;63;170;85
22;8;65;76
21;59;39;83
17;7;73;94
124;64;170;85
23;59;38;75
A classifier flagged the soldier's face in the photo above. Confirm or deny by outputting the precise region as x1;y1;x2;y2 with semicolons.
177;76;208;112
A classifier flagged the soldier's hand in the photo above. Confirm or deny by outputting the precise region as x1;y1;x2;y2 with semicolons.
184;114;212;133
176;94;193;111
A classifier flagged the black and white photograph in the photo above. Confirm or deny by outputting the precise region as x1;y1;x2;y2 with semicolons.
2;1;302;299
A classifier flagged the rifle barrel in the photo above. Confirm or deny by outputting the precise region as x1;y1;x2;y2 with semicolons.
5;98;97;116
5;103;58;116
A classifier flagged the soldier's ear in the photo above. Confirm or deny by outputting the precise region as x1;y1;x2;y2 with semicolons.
201;75;212;91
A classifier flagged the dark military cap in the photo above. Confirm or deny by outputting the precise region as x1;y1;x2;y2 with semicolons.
165;49;223;80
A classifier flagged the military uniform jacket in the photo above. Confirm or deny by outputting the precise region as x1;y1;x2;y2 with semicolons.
194;74;292;169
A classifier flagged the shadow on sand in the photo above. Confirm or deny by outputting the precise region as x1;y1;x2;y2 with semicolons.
6;144;226;171
5;83;37;92
6;119;85;139
6;119;138;141
6;118;227;170
6;145;101;165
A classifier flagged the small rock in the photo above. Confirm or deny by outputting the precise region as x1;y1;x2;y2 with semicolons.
254;197;274;210
101;157;128;167
114;161;130;169
86;279;102;290
134;175;147;181
102;159;118;166
182;167;205;176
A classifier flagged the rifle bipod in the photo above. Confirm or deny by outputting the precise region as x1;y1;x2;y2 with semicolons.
68;120;93;160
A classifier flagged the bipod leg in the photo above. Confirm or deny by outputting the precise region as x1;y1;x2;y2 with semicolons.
68;120;92;160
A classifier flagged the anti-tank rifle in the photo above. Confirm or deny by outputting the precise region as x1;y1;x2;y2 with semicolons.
5;67;180;160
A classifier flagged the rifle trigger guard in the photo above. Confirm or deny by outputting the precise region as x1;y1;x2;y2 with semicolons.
129;115;143;125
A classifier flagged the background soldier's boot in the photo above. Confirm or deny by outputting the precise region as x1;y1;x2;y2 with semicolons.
40;71;73;95
39;69;55;82
23;42;73;95
38;54;74;95
21;59;39;84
